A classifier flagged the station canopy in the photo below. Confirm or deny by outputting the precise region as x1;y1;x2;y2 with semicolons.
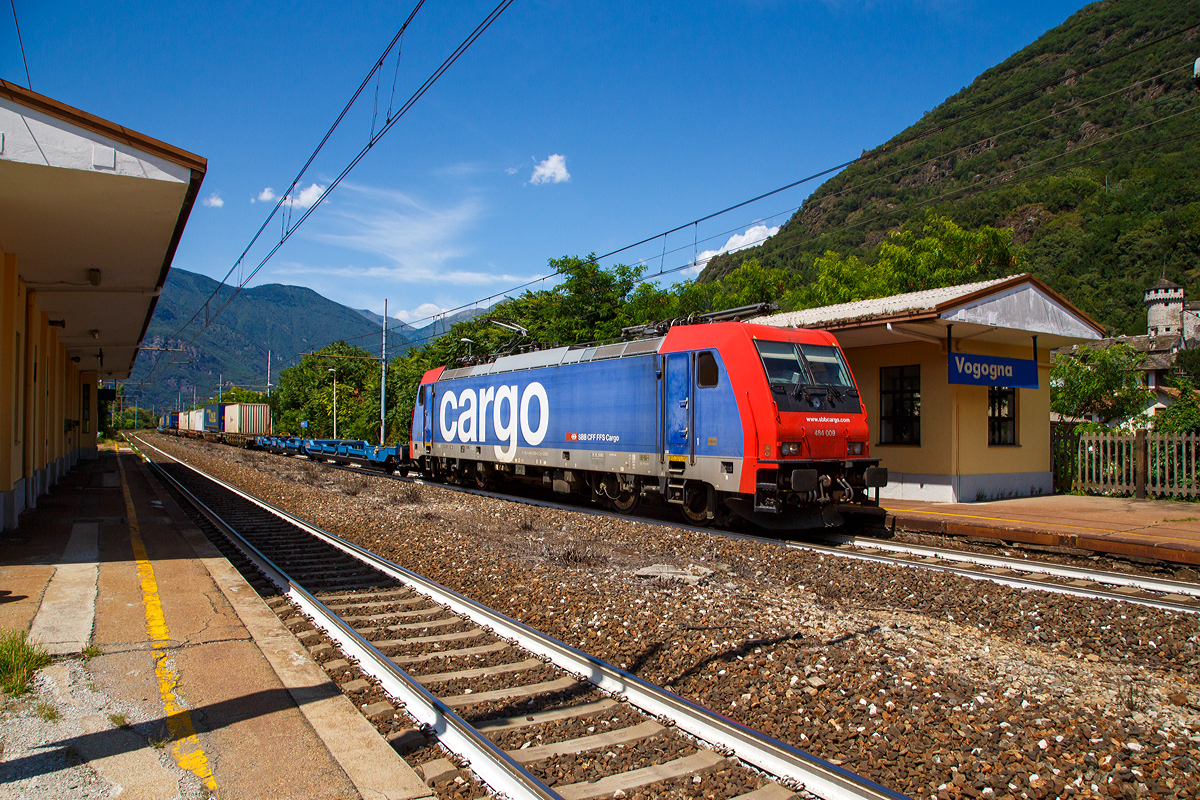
0;79;206;379
753;274;1104;349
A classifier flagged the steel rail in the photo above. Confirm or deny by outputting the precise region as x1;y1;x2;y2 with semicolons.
776;538;1200;614
188;437;1200;614
829;534;1200;599
171;434;1200;614
138;446;561;800
133;434;908;800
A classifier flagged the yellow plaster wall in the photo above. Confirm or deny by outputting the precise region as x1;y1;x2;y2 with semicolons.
843;337;1051;480
0;249;16;492
844;341;954;475
80;375;96;449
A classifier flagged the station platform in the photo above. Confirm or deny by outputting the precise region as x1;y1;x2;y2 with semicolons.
0;448;433;800
883;494;1200;567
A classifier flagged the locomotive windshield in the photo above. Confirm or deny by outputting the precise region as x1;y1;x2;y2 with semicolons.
755;339;859;411
754;340;854;388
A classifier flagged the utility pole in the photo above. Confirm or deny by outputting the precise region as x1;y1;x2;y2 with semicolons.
218;373;222;402
328;368;338;440
267;350;272;397
379;299;387;445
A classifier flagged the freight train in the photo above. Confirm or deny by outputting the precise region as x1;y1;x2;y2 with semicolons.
409;320;885;529
162;321;887;529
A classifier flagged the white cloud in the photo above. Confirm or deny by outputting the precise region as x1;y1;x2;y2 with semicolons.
686;224;781;276
393;302;450;324
202;192;224;208
529;154;569;185
296;182;531;287
286;183;326;208
504;166;519;175
250;183;325;208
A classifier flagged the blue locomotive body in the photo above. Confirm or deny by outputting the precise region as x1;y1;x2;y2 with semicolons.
412;351;743;466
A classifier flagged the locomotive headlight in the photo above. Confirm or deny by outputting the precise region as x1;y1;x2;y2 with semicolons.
781;442;800;456
846;441;865;456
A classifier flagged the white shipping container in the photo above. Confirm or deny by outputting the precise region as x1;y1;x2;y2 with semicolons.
223;403;271;435
179;411;192;432
189;409;205;431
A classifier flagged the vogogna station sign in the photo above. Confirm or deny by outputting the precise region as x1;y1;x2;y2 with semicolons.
948;353;1038;389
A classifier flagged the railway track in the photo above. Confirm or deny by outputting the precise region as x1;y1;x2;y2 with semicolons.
226;437;1200;616
132;435;906;800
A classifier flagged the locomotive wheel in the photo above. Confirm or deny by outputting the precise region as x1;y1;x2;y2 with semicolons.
474;470;493;490
680;489;714;526
611;488;641;514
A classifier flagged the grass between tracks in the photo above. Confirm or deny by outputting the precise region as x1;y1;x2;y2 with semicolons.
0;628;51;696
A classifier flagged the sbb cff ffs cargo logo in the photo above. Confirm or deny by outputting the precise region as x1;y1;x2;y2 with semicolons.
439;382;549;462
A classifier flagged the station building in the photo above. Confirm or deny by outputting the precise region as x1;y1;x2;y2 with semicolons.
755;274;1104;502
0;79;205;529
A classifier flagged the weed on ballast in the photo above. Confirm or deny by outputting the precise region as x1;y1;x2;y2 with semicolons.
541;539;606;567
108;713;130;728
0;629;51;696
397;483;424;504
342;476;368;497
35;701;60;722
81;643;102;661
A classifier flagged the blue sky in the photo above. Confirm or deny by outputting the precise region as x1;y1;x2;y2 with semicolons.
3;0;1091;327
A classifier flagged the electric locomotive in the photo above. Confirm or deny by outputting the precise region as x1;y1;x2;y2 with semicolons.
410;320;886;529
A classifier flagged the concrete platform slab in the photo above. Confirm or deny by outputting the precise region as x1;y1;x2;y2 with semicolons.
29;522;98;655
1;451;435;800
883;494;1200;566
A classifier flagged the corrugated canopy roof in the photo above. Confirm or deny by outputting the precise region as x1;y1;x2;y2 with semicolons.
755;277;1012;329
0;79;205;379
752;273;1104;350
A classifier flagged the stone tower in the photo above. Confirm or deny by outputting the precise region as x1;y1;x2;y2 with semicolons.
1145;278;1185;337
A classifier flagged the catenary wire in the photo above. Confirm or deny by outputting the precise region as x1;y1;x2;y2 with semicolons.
153;25;1200;397
267;98;1200;383
286;49;1200;351
269;57;1199;362
9;0;30;89
173;15;1200;352
145;0;512;384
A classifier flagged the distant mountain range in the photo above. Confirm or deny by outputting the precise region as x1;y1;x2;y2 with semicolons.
354;305;489;339
701;0;1199;335
128;269;463;413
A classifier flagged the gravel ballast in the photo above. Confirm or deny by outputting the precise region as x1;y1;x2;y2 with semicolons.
144;435;1200;800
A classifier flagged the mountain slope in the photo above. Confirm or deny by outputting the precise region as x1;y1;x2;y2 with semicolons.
702;0;1200;335
130;270;411;412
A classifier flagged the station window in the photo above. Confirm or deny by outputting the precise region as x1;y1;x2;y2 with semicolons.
697;352;719;388
988;387;1018;446
879;365;920;445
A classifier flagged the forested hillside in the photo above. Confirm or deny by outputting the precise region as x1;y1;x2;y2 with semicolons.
131;269;411;413
701;0;1200;335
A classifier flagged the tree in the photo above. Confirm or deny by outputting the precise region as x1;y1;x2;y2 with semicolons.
273;342;384;439
1154;373;1200;433
781;213;1024;310
217;387;269;404
1050;343;1154;428
1172;348;1200;382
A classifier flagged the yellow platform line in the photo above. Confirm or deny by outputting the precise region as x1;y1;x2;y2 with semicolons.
117;456;218;794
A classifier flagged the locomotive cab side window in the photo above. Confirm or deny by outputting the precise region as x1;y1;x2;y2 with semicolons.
697;351;719;387
418;385;426;405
